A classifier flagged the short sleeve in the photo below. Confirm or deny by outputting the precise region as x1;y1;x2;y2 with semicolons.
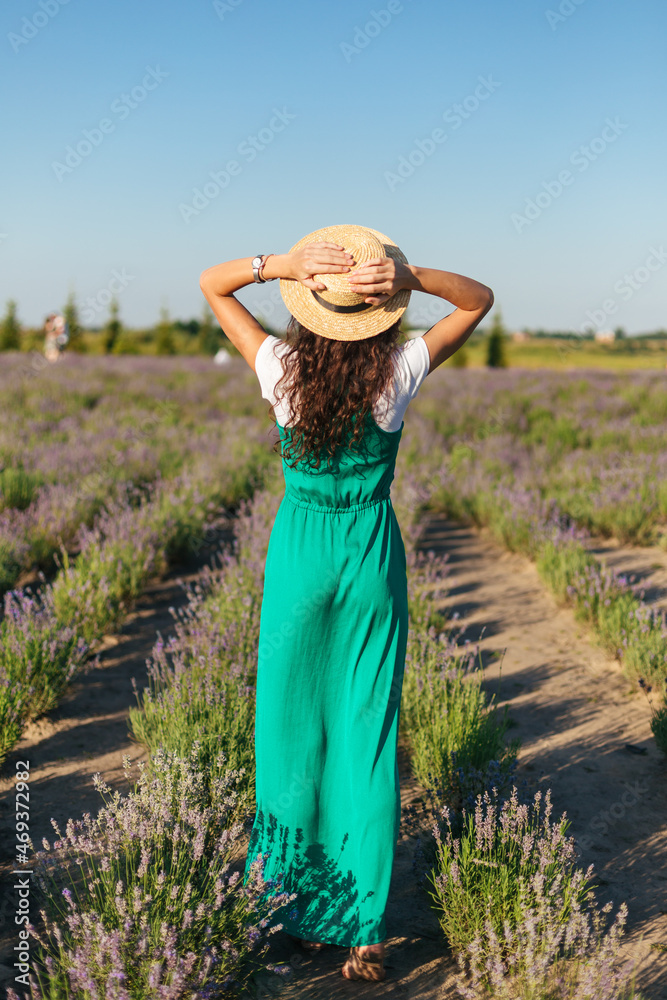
394;335;431;401
254;335;287;405
371;335;432;432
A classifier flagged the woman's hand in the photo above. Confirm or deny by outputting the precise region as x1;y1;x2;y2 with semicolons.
285;242;355;290
345;257;413;305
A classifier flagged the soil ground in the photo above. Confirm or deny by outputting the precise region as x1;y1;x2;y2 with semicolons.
0;516;665;998
0;529;234;995
412;516;667;1000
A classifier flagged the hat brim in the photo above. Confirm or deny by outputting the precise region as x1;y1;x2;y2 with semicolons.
279;224;411;341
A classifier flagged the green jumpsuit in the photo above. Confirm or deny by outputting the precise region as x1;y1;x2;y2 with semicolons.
243;411;408;947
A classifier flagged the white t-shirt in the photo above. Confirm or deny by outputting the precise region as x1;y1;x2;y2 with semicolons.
254;334;431;433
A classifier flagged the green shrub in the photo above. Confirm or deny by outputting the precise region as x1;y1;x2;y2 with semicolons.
25;747;291;999
0;466;43;511
428;786;595;960
649;703;667;757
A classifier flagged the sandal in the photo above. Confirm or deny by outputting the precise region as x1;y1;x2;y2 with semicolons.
341;942;386;981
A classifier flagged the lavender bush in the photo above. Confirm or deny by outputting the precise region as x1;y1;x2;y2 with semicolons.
129;561;262;814
428;786;596;961
405;367;667;548
129;483;283;813
537;539;667;691
0;354;271;594
0;589;89;766
49;432;272;643
650;704;667;755
456;868;641;1000
401;633;520;815
12;746;295;1000
392;478;521;817
397;389;667;723
1;415;273;770
0;511;31;591
0;465;265;769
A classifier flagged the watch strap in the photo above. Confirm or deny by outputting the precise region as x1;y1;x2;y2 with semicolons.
258;253;275;282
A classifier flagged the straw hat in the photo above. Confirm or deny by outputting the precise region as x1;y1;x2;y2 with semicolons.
279;224;411;341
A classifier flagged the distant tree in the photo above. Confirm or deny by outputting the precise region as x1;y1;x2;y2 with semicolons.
63;292;87;352
113;330;141;355
103;297;122;354
486;310;508;368
450;346;468;368
155;306;176;355
614;326;626;340
198;303;220;356
174;318;200;337
0;300;21;351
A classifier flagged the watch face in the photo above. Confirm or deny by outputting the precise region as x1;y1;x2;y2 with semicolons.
252;256;263;268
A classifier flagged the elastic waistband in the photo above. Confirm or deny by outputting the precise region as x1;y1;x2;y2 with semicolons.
283;491;391;513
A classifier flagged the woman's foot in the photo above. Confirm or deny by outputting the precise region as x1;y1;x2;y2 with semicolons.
341;942;386;981
287;933;327;951
300;938;326;951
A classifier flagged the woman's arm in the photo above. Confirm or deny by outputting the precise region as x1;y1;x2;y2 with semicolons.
347;260;494;374
199;243;354;371
406;266;494;373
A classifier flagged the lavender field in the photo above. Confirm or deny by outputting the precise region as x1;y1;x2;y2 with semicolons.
1;354;665;999
0;356;274;595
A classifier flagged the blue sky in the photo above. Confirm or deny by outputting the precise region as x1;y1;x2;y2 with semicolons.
2;0;665;334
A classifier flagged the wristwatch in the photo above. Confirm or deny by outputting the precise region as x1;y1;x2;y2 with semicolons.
252;254;275;283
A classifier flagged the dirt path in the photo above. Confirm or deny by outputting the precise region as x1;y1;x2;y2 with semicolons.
1;515;665;999
0;541;460;999
251;518;667;999
411;515;667;1000
246;738;460;1000
0;532;234;994
588;535;667;613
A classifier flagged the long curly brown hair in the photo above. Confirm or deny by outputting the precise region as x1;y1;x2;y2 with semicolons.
270;315;404;471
